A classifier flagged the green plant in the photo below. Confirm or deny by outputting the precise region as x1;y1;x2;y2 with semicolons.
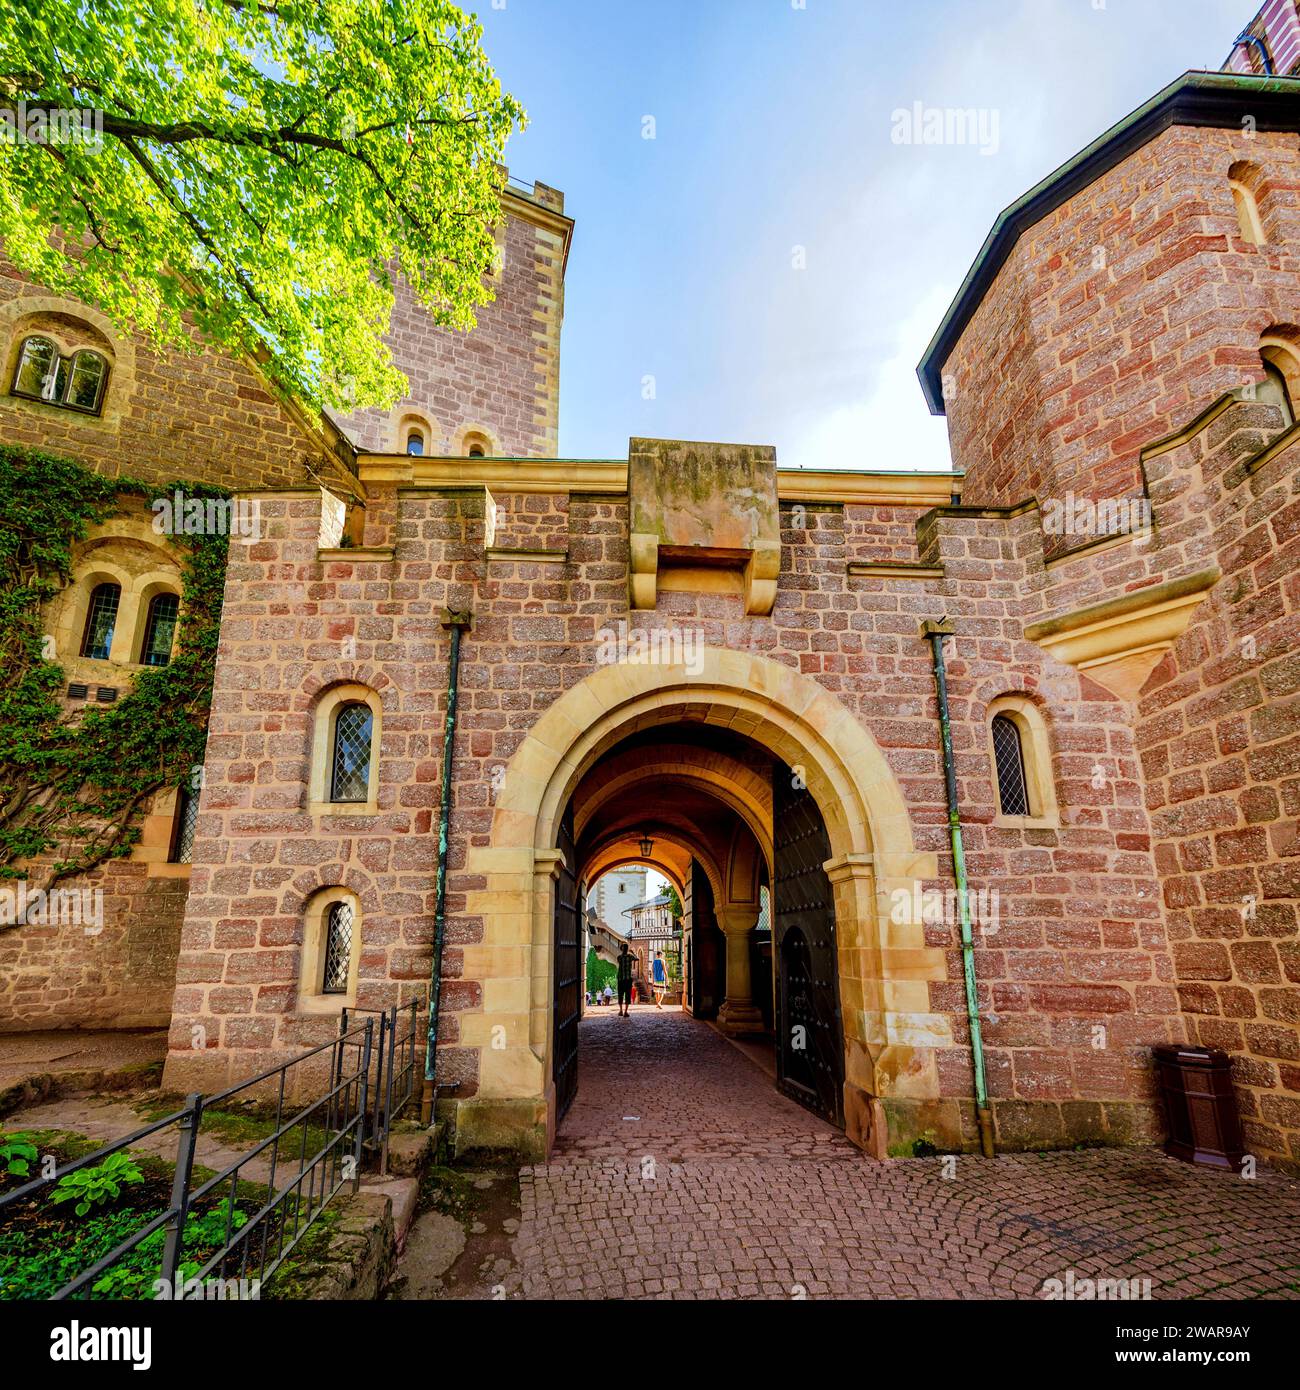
0;448;228;892
48;1152;144;1217
0;1132;38;1177
1;1;524;413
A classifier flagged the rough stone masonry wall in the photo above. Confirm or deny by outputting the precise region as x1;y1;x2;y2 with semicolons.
168;481;1185;1151
336;190;567;459
1136;402;1300;1171
936;122;1300;1169
0;254;353;494
0;262;363;1033
0;861;187;1032
941;127;1300;545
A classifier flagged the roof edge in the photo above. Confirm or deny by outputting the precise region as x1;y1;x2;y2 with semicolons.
916;70;1300;416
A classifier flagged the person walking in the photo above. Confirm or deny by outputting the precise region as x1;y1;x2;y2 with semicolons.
616;941;634;1018
651;950;667;1009
603;982;613;1007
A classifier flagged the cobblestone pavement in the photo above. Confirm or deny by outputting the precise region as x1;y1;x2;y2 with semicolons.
509;1007;1300;1300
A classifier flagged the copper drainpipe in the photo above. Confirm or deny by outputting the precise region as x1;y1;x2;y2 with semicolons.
421;608;472;1124
922;618;996;1159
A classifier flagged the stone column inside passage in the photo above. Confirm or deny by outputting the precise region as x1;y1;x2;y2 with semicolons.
715;908;765;1036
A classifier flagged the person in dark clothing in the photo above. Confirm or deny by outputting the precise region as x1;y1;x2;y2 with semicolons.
616;941;634;1017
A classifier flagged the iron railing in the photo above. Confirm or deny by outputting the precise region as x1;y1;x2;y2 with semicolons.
0;1004;421;1300
341;1000;419;1174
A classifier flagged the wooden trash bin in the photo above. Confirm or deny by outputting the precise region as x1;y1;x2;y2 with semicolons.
1153;1043;1245;1170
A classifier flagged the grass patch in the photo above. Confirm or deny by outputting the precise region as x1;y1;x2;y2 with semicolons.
0;1127;286;1300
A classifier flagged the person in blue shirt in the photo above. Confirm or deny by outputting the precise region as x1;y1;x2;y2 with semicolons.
651;951;667;1009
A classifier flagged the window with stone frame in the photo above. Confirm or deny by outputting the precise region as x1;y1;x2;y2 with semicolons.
139;592;180;667
80;583;121;660
11;335;109;414
990;714;1030;818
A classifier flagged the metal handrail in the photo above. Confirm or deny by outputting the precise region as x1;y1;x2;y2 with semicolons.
0;1005;422;1299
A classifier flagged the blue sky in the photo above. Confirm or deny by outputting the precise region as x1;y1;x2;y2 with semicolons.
477;0;1259;470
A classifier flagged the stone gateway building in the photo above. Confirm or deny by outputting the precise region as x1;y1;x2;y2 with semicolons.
2;73;1299;1174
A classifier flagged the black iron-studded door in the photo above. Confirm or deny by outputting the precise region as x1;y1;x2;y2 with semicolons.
773;763;845;1127
552;803;580;1121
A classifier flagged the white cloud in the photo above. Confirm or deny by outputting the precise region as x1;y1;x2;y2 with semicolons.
778;285;956;472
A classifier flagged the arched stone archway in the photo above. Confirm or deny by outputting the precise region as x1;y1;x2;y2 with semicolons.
457;647;948;1159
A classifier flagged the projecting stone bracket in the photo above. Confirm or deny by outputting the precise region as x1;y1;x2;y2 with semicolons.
1024;566;1220;700
627;438;781;616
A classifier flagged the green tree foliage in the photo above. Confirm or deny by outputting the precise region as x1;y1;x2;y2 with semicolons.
665;883;683;921
586;948;616;995
0;446;227;890
0;0;525;412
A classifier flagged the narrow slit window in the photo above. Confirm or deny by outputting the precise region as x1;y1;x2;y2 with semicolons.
991;715;1030;817
171;785;199;864
330;702;373;802
322;901;354;994
140;592;179;667
80;583;121;660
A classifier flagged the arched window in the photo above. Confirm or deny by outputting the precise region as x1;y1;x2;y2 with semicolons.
139;592;179;667
80;583;121;660
463;430;491;458
986;696;1059;827
991;715;1030;817
405;428;425;456
1260;339;1300;428
12;335;59;401
11;337;108;413
298;888;362;1007
1230;179;1265;246
1228;162;1271;247
322;900;355;994
1258;359;1295;428
330;701;373;803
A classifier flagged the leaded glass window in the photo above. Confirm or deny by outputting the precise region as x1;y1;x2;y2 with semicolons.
140;592;179;667
991;714;1030;817
80;583;121;660
330;702;373;802
172;785;199;864
322;901;354;994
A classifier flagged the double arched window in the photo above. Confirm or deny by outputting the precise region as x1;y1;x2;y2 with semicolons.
76;582;180;666
11;335;109;414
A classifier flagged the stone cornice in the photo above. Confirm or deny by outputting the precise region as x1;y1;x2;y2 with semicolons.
357;453;963;508
1024;567;1222;700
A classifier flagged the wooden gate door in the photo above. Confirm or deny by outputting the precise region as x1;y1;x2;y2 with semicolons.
773;764;845;1127
552;803;580;1121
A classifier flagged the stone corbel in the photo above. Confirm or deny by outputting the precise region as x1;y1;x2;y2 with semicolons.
629;531;659;610
1024;566;1220;701
744;538;780;616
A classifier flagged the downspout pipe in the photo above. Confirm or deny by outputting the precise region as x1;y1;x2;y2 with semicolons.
421;607;473;1124
921;619;995;1159
1233;30;1274;76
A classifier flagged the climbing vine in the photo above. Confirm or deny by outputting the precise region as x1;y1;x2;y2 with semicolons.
0;444;227;893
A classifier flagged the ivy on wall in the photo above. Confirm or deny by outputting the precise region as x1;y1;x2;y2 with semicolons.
0;444;227;893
